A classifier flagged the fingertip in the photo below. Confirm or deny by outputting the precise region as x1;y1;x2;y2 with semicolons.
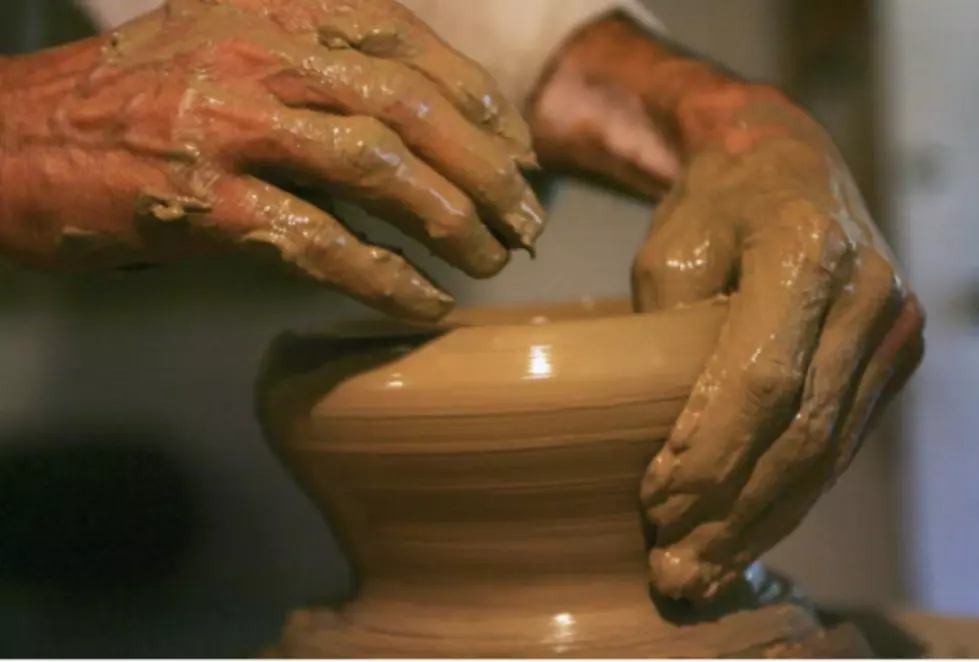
649;546;737;604
310;235;456;323
630;250;665;312
631;219;736;313
498;186;548;252
386;279;456;322
383;255;457;321
410;292;456;322
648;546;703;600
416;201;512;279
462;242;510;279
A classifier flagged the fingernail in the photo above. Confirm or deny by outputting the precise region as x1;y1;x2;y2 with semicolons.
503;188;547;252
399;278;454;322
457;222;511;278
434;287;454;307
375;251;455;322
495;109;535;157
468;241;510;278
516;150;541;171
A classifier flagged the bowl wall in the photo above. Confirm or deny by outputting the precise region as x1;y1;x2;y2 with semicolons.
257;299;727;577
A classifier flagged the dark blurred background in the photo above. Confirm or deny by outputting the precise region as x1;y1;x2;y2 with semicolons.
0;0;973;656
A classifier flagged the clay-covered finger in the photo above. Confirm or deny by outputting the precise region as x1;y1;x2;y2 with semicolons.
735;305;924;566
641;217;852;538
703;250;899;535
309;0;535;159
264;49;546;250
647;525;729;602
210;174;454;321
632;188;737;312
831;295;924;475
247;111;509;278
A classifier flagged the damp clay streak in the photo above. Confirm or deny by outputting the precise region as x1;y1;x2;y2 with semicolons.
255;298;873;658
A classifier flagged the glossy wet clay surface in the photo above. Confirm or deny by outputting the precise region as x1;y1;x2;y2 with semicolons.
255;299;872;657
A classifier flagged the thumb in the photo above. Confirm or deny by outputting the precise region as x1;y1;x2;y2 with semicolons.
631;194;738;312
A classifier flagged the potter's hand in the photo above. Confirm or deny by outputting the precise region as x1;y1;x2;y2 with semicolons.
632;110;925;602
0;0;543;320
525;12;924;603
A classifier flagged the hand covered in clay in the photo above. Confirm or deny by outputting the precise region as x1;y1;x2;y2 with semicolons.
633;104;925;602
0;0;543;320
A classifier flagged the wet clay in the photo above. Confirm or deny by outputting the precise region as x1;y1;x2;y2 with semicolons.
255;298;872;658
0;0;545;320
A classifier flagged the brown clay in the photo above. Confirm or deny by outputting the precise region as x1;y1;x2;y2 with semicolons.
255;298;872;658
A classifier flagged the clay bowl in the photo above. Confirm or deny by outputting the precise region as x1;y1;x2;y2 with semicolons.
255;298;862;658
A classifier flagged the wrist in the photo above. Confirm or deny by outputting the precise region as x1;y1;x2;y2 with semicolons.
676;82;822;157
527;11;826;195
528;12;733;152
550;14;809;156
527;12;779;194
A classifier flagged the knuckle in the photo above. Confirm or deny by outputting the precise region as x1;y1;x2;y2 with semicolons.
857;251;902;316
343;54;431;112
340;117;405;175
632;240;673;282
791;407;835;463
891;295;927;356
904;295;927;333
861;250;899;293
783;202;854;271
744;358;804;410
808;217;853;269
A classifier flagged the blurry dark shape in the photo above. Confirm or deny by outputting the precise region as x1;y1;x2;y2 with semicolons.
116;261;163;272
0;426;201;593
524;169;561;208
780;0;879;218
0;0;98;55
941;276;974;329
783;0;872;87
903;145;950;194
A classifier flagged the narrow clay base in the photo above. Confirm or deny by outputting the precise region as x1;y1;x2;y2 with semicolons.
261;604;873;659
260;570;874;659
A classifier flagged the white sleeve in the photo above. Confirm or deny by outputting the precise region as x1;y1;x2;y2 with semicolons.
75;0;162;28
399;0;666;107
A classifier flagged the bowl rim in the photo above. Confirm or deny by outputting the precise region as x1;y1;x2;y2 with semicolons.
318;298;647;341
